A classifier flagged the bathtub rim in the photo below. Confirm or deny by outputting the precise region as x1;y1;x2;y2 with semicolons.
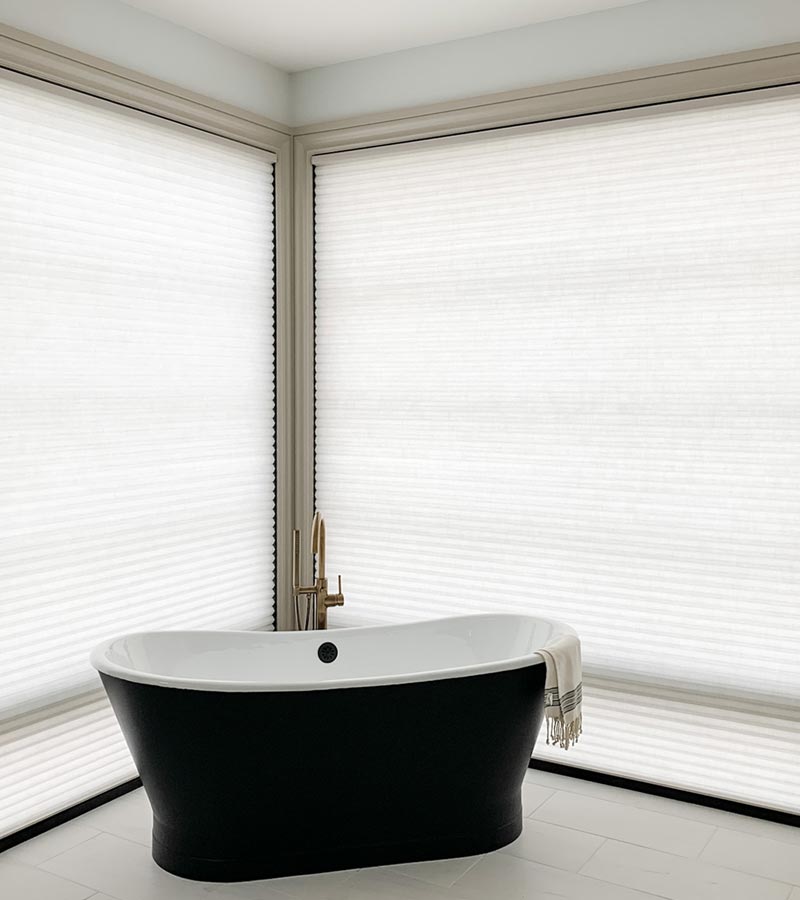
91;612;575;693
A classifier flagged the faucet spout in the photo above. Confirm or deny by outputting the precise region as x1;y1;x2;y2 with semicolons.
310;511;326;581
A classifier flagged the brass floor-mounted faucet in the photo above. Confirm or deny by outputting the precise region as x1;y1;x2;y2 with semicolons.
292;512;344;630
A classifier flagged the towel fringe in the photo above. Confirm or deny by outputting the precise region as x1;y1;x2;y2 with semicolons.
545;712;582;750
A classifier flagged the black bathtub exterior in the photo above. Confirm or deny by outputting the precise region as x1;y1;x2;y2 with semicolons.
100;663;546;882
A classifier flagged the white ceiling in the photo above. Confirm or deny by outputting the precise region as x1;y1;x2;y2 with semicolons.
120;0;646;72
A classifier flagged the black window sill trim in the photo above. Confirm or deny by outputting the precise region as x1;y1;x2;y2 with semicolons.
529;760;800;828
0;778;142;854
1;765;797;856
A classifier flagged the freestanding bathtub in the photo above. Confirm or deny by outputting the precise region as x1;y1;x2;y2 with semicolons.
91;613;572;882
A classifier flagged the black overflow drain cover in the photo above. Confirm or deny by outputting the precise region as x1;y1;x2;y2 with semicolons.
318;642;338;663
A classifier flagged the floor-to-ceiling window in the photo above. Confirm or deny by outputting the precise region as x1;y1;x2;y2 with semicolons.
313;86;800;813
0;69;276;838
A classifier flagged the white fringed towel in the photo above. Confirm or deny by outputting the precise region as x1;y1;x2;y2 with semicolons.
538;634;583;750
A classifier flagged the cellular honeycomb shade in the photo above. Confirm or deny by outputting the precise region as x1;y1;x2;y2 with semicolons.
313;87;800;813
0;70;276;837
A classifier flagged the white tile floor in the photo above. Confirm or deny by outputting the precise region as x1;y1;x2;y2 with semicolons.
3;769;800;900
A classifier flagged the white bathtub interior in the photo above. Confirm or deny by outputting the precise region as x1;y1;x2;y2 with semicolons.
91;614;573;691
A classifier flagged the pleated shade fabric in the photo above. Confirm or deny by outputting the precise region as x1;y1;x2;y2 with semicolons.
314;87;800;813
0;71;276;837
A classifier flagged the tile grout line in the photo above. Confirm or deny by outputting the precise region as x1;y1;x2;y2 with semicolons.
32;829;151;900
575;834;798;900
571;838;699;900
576;866;678;900
569;826;800;892
11;861;106;900
260;869;361;900
512;816;634;853
255;886;307;900
524;789;555;818
695;824;719;860
632;799;800;842
31;829;102;869
526;774;640;800
571;829;768;874
527;780;674;813
576;835;607;874
485;852;684;900
444;853;485;889
528;812;715;859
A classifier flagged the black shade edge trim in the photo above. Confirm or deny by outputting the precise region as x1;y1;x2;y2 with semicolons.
529;760;800;827
0;777;143;854
311;165;318;519
270;160;279;631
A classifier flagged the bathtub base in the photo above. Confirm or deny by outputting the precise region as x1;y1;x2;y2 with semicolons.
101;661;544;883
153;813;521;882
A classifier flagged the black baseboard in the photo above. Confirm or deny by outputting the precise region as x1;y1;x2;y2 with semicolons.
529;760;800;828
0;778;142;855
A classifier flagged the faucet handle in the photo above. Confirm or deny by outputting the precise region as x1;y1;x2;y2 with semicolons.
328;574;345;607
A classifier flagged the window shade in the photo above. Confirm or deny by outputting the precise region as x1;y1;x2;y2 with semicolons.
313;87;800;813
0;71;276;837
